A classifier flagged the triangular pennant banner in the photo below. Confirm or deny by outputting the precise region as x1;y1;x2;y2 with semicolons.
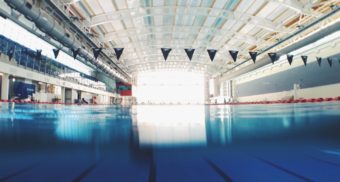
268;52;278;64
184;48;195;61
72;48;80;59
287;55;294;65
7;47;14;61
316;57;322;67
53;49;60;59
92;47;102;60
228;50;238;62
161;48;172;61
207;49;217;62
301;55;308;66
327;57;332;67
114;48;124;60
36;49;42;61
249;52;257;63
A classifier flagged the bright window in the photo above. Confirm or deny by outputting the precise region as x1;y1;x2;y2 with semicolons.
0;17;93;75
134;70;205;104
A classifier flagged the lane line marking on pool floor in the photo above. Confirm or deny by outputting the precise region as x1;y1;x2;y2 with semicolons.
204;158;233;182
254;156;313;182
72;163;97;182
0;163;40;182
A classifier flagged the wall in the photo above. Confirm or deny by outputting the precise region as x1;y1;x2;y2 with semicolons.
237;83;340;102
96;72;117;92
72;90;78;103
236;55;340;97
232;31;340;102
81;92;94;103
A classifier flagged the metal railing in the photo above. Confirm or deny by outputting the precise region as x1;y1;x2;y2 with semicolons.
0;35;107;91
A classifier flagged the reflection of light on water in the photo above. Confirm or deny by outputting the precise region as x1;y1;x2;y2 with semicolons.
282;118;291;128
323;150;340;157
54;107;126;144
133;105;207;147
208;105;233;145
221;106;232;144
55;109;103;143
56;118;93;143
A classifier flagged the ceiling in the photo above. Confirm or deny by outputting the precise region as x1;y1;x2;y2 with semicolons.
55;0;338;76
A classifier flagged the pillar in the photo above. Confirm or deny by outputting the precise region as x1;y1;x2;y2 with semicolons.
1;73;9;100
214;78;220;97
61;87;65;103
204;76;209;104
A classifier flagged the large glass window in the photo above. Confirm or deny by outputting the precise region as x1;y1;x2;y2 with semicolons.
0;17;93;75
134;71;205;104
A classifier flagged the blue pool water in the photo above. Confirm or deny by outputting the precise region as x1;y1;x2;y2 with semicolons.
1;102;340;182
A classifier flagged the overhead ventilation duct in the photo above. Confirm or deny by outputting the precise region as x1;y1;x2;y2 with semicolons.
4;0;125;80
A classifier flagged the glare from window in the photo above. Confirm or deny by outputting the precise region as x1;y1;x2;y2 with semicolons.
134;70;205;104
0;18;93;75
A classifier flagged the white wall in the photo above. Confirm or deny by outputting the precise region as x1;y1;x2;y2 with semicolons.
33;93;61;102
237;83;340;102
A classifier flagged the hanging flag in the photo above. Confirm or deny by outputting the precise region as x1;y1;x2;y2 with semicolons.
114;48;124;60
268;52;278;64
327;57;333;67
287;55;294;65
7;47;14;61
301;55;308;66
316;57;322;66
249;52;257;63
184;48;195;61
72;48;80;59
207;49;217;62
228;50;238;62
53;49;60;59
161;48;172;61
92;47;102;60
36;49;42;61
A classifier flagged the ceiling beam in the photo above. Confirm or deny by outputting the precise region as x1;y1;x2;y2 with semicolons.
89;6;290;32
270;0;322;17
102;26;261;45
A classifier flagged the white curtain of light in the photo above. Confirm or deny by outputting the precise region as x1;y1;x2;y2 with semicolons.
134;70;205;104
133;105;207;147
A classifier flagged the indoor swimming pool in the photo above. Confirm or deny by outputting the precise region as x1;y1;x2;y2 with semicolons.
1;102;340;182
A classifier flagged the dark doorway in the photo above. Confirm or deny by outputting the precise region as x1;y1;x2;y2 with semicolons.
65;88;72;104
77;90;81;101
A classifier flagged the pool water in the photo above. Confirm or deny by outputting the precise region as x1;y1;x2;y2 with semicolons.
1;102;340;182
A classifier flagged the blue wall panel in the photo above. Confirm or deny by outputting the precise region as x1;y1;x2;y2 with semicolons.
236;55;340;97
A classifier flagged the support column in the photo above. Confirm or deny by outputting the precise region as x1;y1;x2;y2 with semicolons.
204;75;209;104
214;78;220;97
61;87;65;103
1;73;9;100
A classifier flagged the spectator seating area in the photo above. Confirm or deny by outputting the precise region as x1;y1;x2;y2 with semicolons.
0;35;104;90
